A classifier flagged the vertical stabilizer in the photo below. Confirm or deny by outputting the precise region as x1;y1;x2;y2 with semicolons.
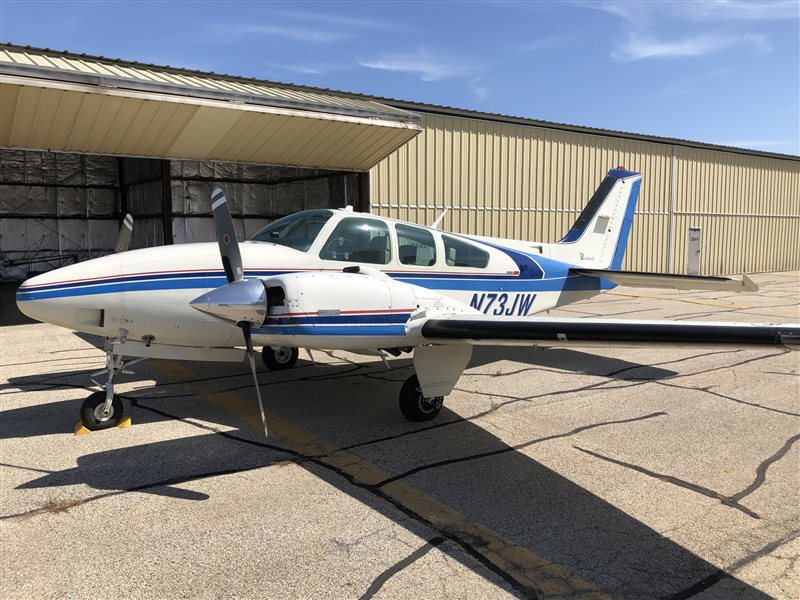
550;169;642;270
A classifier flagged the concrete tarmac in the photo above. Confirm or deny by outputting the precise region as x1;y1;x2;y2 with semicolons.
1;272;798;599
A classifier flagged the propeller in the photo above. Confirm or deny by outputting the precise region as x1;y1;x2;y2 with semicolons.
115;214;134;253
210;188;269;438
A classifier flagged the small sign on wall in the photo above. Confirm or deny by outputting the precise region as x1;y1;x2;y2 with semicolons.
688;227;702;275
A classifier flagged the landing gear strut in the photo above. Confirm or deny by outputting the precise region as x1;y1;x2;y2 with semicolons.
399;374;443;422
81;329;141;431
262;346;299;370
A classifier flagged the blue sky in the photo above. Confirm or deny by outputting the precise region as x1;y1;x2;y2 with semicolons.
2;1;798;155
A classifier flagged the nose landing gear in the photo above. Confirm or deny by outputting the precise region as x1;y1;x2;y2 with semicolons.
78;329;141;433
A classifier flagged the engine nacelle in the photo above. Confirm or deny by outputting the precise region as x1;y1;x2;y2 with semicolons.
262;270;417;321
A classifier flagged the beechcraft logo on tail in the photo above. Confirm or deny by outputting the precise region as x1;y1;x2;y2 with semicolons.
470;293;536;316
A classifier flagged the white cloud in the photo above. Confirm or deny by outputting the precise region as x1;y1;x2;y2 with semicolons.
677;1;800;22
612;33;733;62
470;77;489;100
219;24;350;43
272;10;401;31
611;33;772;62
264;62;348;76
359;49;475;82
578;0;799;23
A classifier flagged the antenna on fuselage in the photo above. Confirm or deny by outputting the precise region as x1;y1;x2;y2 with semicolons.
430;208;449;230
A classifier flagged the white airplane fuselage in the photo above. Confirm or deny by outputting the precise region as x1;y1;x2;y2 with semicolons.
15;212;610;351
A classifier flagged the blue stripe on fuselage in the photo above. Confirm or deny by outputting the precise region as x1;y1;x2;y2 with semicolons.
252;324;406;336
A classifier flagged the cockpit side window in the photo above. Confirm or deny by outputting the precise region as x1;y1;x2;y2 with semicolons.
442;234;490;268
249;210;333;252
396;224;437;267
319;217;391;265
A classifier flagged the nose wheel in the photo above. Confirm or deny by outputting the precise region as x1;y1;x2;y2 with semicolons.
399;374;443;422
80;391;124;430
262;346;299;370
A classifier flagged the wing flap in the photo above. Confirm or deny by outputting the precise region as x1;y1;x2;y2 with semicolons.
421;316;800;347
572;269;758;292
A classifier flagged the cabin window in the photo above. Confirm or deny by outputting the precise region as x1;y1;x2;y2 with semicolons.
319;217;391;265
396;224;437;267
442;234;490;268
249;210;333;252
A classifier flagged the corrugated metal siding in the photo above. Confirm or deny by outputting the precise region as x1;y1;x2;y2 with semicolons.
371;113;799;274
674;148;800;274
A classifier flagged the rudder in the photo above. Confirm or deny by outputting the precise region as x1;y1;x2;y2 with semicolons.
551;168;642;270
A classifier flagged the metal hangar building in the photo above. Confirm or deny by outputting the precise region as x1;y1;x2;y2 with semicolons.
1;43;798;281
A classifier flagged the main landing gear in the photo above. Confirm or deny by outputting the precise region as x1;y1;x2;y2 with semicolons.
261;346;299;370
399;374;444;422
80;329;141;432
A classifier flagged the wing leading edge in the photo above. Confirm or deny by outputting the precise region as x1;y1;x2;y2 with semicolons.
421;316;800;347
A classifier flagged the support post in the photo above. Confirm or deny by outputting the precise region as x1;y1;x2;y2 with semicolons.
161;160;173;245
356;171;370;213
117;157;127;224
667;145;677;273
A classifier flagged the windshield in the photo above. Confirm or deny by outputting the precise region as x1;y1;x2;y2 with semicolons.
249;210;334;252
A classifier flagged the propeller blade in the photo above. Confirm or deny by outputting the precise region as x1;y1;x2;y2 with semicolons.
115;214;133;253
211;188;243;283
241;322;269;438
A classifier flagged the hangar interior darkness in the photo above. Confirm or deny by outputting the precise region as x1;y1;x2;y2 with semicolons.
0;148;364;280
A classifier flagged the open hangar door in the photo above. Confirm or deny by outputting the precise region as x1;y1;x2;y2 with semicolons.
0;44;420;281
0;149;365;281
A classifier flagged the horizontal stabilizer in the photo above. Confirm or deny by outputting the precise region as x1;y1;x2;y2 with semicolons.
421;316;799;347
572;269;758;292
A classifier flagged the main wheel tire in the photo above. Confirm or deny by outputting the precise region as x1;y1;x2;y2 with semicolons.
262;346;299;370
399;374;443;422
80;391;124;431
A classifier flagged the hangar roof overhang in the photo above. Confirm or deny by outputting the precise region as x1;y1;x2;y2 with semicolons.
0;45;422;171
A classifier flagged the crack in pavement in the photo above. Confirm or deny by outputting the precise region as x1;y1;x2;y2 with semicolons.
730;434;800;502
653;380;800;418
374;412;667;488
572;447;762;520
358;536;447;600
662;528;800;599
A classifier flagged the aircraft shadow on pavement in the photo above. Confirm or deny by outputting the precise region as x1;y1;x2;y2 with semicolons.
1;344;676;441
469;346;679;379
6;352;764;599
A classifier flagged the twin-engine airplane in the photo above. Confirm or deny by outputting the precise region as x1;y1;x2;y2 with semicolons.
16;168;800;436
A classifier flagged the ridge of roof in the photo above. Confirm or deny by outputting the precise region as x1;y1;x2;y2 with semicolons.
1;42;798;162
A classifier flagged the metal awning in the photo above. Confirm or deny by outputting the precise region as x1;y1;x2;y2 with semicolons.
0;45;421;171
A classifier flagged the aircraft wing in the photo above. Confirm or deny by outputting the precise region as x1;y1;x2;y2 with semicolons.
572;269;758;292
419;315;800;347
